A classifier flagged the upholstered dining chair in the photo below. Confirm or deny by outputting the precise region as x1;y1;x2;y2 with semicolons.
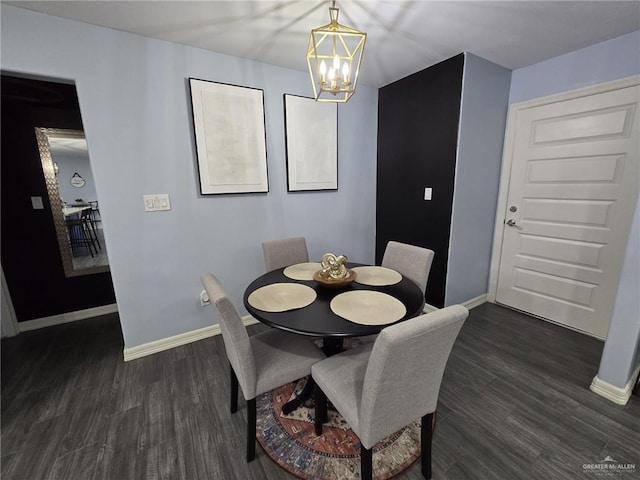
382;241;435;294
201;273;325;462
357;240;436;344
312;305;469;480
262;236;309;272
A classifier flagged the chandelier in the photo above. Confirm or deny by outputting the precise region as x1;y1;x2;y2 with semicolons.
307;1;366;102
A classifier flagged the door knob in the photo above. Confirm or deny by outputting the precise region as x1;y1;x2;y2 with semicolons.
506;219;517;227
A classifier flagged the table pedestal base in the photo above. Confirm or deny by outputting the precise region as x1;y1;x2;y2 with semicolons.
281;336;345;414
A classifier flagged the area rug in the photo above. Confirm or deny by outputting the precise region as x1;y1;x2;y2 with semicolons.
256;378;420;480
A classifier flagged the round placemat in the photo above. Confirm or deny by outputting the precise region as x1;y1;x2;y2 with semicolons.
330;290;406;325
247;283;317;312
283;262;322;281
352;266;402;286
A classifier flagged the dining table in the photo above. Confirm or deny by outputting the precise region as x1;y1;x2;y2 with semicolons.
243;261;425;413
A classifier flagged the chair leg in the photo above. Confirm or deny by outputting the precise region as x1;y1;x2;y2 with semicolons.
80;219;98;256
230;364;238;414
360;445;373;480
421;413;433;479
246;398;256;462
88;215;101;250
314;384;327;436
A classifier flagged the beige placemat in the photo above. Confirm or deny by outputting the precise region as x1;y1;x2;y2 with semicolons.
330;290;406;325
283;262;322;281
352;266;402;286
248;283;317;312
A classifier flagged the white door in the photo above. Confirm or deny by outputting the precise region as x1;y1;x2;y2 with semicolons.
495;80;639;338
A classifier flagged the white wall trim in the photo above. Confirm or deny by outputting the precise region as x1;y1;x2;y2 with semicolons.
123;315;259;362
463;294;488;310
123;295;490;362
1;265;20;338
19;303;119;332
487;74;640;303
590;363;640;406
424;294;488;313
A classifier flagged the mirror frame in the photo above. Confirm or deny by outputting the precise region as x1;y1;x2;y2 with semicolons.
35;127;109;277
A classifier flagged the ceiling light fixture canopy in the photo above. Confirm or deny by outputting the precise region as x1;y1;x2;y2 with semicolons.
307;0;366;103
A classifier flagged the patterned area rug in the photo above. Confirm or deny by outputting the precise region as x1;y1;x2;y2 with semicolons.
256;378;420;480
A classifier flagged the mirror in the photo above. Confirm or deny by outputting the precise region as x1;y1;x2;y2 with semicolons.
35;127;110;277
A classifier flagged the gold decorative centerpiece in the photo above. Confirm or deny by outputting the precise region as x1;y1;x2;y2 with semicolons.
313;253;356;288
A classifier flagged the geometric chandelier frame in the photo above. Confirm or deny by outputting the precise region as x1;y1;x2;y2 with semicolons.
307;0;366;102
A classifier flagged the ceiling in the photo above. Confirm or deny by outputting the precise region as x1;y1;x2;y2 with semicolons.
6;1;640;87
49;137;89;160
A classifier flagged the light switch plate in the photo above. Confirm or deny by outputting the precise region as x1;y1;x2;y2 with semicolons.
143;194;171;212
31;196;44;210
424;187;432;201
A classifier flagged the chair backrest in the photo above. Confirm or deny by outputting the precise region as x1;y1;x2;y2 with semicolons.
381;241;434;293
358;305;468;448
262;236;309;272
201;273;257;399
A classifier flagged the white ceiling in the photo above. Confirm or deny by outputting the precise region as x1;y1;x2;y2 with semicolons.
48;137;89;160
7;1;640;87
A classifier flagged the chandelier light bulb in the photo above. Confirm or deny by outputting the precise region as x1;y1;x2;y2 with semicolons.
342;62;350;83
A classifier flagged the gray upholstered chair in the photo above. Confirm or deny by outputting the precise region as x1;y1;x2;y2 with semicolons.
381;241;435;294
201;273;325;462
312;305;469;480
357;240;436;344
262;236;309;272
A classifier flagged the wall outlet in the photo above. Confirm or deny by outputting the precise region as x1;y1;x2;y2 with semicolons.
144;194;171;212
424;187;432;201
200;290;210;306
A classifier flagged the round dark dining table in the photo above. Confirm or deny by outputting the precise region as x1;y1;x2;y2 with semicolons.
243;262;425;413
243;262;426;354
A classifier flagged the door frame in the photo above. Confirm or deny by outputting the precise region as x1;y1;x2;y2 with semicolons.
488;74;640;305
1;265;19;337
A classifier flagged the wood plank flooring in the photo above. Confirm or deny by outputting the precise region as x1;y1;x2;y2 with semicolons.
71;228;109;270
2;303;638;479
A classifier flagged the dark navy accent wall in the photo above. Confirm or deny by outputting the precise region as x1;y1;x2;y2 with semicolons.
1;74;116;321
376;54;464;308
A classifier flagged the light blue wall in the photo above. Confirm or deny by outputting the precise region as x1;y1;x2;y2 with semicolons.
598;204;640;388
1;5;378;349
510;30;640;103
509;30;640;390
446;53;511;306
54;153;98;206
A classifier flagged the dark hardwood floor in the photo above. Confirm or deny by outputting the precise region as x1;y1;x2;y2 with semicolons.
71;228;109;270
2;303;638;479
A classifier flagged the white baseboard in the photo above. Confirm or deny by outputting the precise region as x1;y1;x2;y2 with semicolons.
19;303;119;332
122;295;491;362
424;294;488;313
590;364;640;405
123;315;259;362
462;294;488;310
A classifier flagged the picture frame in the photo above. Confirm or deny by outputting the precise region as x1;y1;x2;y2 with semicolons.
284;94;338;192
189;78;268;194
